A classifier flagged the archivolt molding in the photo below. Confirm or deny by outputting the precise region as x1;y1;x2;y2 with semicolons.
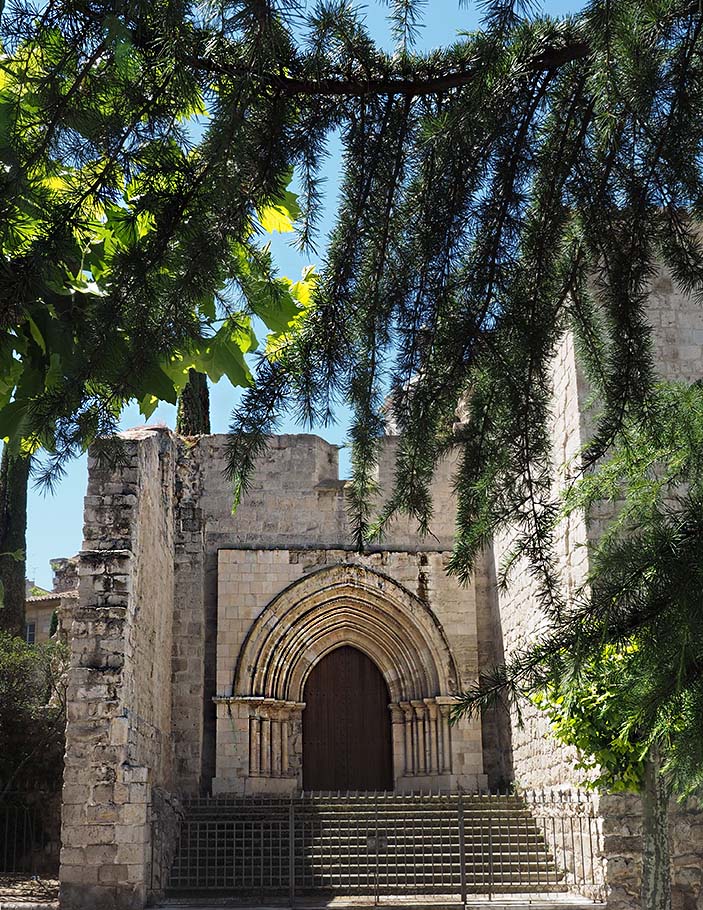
233;563;460;704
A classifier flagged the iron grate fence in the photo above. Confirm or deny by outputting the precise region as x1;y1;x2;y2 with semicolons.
165;790;606;902
0;797;44;877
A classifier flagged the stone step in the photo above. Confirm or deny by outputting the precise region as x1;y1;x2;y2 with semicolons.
165;884;572;896
169;796;570;897
184;815;540;825
161;898;594;908
183;801;529;815
172;846;551;868
175;838;547;848
183;805;530;814
182;818;543;830
174;845;555;858
172;864;558;876
176;829;548;840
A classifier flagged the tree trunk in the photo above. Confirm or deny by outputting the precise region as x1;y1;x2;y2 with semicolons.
176;369;211;435
641;745;671;910
0;446;29;638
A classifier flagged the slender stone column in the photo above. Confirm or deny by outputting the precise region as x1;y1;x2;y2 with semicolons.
411;701;428;774
249;715;261;775
260;701;273;776
400;702;415;774
281;716;289;775
425;698;440;774
436;697;457;774
271;714;282;777
227;697;305;790
389;703;406;784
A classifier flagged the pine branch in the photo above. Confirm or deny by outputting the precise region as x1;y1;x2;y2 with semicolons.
182;41;591;97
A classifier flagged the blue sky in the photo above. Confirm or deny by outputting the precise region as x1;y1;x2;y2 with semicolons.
26;0;582;588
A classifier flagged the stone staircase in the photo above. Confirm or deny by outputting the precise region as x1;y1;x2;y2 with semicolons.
166;794;573;898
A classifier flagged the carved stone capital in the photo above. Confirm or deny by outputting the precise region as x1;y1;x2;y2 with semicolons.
399;701;415;721
423;697;439;720
388;702;405;723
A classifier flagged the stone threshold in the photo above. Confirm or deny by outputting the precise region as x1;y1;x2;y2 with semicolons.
158;895;604;910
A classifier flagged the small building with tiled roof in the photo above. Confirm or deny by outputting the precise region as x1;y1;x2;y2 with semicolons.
24;557;78;644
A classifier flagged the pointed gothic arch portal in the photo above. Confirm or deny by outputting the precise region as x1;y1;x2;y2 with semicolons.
302;645;393;792
231;562;463;793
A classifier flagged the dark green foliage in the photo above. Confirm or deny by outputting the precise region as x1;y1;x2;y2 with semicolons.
0;632;67;795
221;0;703;616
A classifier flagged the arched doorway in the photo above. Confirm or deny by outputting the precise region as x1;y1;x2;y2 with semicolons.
303;646;393;791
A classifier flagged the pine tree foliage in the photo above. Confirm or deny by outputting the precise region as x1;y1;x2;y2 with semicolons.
458;383;703;794
5;0;703;565
220;0;703;596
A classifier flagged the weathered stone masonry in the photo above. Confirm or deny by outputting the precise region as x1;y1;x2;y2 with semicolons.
61;430;492;907
61;429;178;910
59;266;703;909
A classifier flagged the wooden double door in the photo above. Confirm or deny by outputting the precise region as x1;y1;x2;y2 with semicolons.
302;645;393;792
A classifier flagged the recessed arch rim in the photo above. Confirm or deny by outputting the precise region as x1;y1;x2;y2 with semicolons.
233;562;461;702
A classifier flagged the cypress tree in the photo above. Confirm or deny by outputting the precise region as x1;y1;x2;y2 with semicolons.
0;449;29;638
176;370;211;436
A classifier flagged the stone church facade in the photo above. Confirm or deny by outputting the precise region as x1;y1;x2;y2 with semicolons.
59;269;703;909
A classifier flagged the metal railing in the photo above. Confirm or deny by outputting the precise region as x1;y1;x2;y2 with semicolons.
166;790;606;902
0;797;44;876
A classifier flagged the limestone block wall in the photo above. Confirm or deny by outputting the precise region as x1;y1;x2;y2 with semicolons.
212;548;485;795
600;793;703;910
647;267;703;383
170;443;208;792
473;547;513;790
172;433;479;794
184;433;459;554
488;329;591;791
60;428;178;910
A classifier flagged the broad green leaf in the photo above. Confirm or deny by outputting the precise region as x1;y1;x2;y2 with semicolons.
198;296;217;321
192;320;253;388
228;315;258;354
258;204;295;234
44;353;62;389
280;188;301;222
139;364;178;404
138;394;160;420
247;281;300;334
